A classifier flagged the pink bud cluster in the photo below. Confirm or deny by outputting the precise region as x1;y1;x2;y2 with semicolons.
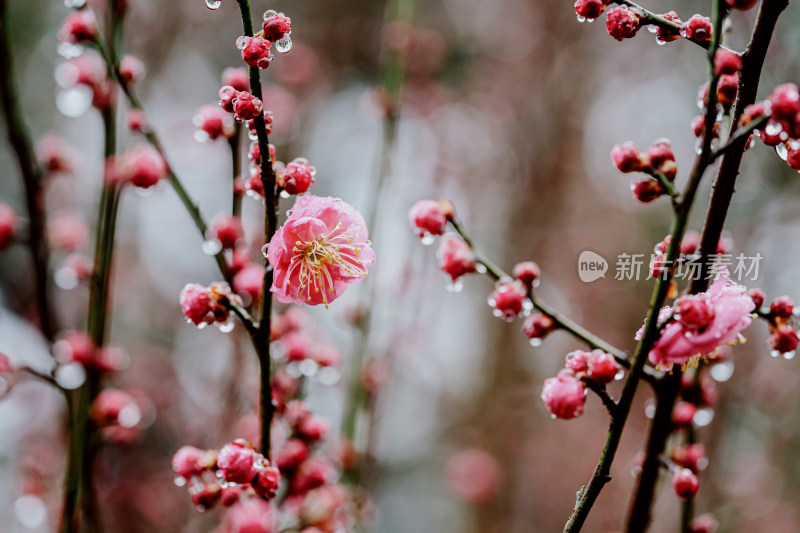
57;53;114;110
57;10;98;45
574;3;717;47
541;349;621;420
90;388;144;444
742;84;800;172
275;158;317;195
112;145;168;188
53;332;128;374
635;270;754;369
179;282;242;328
760;294;799;358
172;439;280;511
611;139;677;203
220;86;265;123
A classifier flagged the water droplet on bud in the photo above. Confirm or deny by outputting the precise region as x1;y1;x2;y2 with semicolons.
261;244;269;258
236;36;249;50
693;407;714;427
420;233;435;246
64;0;87;7
576;14;585;22
201;239;222;255
775;144;788;161
446;279;463;293
205;0;221;10
783;350;795;360
174;476;186;487
263;9;277;20
614;369;625;381
218;320;235;333
276;35;292;53
55;362;86;390
529;338;543;347
57;42;83;59
57;86;93;118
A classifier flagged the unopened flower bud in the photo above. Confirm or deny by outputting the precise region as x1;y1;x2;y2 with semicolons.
541;372;586;420
672;468;699;499
606;6;641;41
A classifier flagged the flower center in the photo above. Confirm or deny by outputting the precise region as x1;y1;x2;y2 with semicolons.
283;224;369;306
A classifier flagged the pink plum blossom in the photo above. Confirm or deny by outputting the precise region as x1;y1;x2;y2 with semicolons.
642;271;754;368
266;196;375;306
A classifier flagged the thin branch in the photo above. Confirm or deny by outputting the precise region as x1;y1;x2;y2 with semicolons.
710;113;769;160
235;0;277;459
0;0;57;341
583;380;617;416
19;365;61;389
446;214;650;378
93;37;233;285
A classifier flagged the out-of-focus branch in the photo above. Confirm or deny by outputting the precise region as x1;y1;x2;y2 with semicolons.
0;0;57;341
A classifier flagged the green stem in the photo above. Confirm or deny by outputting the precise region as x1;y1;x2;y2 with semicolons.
342;0;416;483
0;0;57;341
93;37;233;284
447;215;650;379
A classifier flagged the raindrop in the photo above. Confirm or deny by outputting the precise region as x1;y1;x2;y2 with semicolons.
263;9;277;20
193;130;210;143
298;359;318;377
679;28;687;38
475;264;487;275
765;122;782;136
492;309;502;318
276;35;292;53
656;37;667;46
771;350;781;358
134;186;154;197
205;0;221;10
586;18;594;23
235;36;249;50
420;233;434;246
776;144;788;161
286;363;302;379
197;322;208;330
54;62;79;88
280;190;291;199
118;403;142;428
790;139;800;150
64;0;87;7
202;239;222;255
56;86;93;118
529;338;543;347
693;408;714;427
614;369;625;381
783;351;796;360
15;495;47;529
644;399;656;419
317;367;340;385
710;360;734;382
55;362;86;390
55;267;80;290
218;320;235;333
576;14;585;22
174;476;186;487
261;244;269;258
57;42;83;59
446;279;463;293
647;25;658;33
